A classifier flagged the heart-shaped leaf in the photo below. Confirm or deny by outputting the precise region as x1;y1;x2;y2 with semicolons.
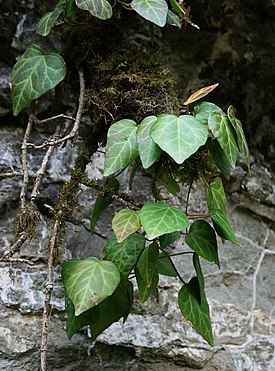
150;115;208;164
103;234;145;279
183;83;219;106
208;112;239;167
140;202;189;240
62;257;120;316
227;105;250;174
112;209;141;243
194;101;222;125
159;231;180;248
137;116;162;169
36;0;65;36
207;138;232;180
104;119;139;177
210;209;241;247
206;177;227;216
157;253;177;277
178;277;214;346
166;10;181;28
186;221;219;267
137;242;159;287
76;0;112;20
11;44;66;116
131;0;168;27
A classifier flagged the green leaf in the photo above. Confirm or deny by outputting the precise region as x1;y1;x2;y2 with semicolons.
193;253;205;296
210;209;241;247
135;266;159;303
76;0;112;20
131;0;168;27
137;242;159;287
104;119;139;177
61;257;120;316
112;209;141;243
185;221;219;267
11;44;66;116
166;10;181;28
136;116;162;169
36;0;65;36
150;115;208;164
227;106;250;174
159;231;180;248
157;253;177;277
178;277;214;346
103;234;145;279
207;138;232;180
206;177;227;216
208;112;239;167
65;0;77;17
157;171;180;195
90;177;119;234
65;281;133;340
140;202;189;240
194;101;222;125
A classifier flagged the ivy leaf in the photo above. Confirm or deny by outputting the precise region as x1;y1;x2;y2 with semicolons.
104;119;139;177
140;202;189;240
65;281;133;340
150;115;208;164
76;0;112;20
227;106;250;175
210;209;241;247
112;209;141;243
90;177;119;234
157;253;177;277
185;220;219;267
207;138;232;180
36;0;65;36
206;177;227;216
103;234;145;279
62;257;120;316
166;10;181;28
65;0;77;17
194;101;222;125
137;242;159;287
131;0;168;27
193;253;205;300
136;116;162;169
159;231;180;248
208;112;239;168
178;277;214;346
183;83;219;106
11;44;66;116
135;266;159;303
156;171;180;196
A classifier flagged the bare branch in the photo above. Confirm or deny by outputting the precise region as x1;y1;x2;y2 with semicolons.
0;171;22;179
35;114;75;125
1;232;28;261
0;257;35;265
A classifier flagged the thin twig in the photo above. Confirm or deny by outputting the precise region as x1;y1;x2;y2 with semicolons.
0;257;35;265
0;171;22;179
35;114;75;124
1;232;28;261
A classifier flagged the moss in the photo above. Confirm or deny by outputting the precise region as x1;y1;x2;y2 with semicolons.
15;203;39;239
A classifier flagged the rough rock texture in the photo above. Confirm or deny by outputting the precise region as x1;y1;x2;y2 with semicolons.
0;0;275;370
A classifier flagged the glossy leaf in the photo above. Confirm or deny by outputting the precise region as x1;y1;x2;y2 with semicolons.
76;0;112;20
157;171;180;195
208;112;239;168
227;106;250;174
206;177;227;216
207;138;232;180
36;0;65;36
150;115;208;164
136;116;162;169
210;209;241;246
140;202;189;240
131;0;168;27
183;83;219;106
137;242;159;287
62;257;120;316
65;281;133;340
178;277;214;346
11;44;66;116
135;266;159;303
186;220;219;267
159;231;180;248
194;101;222;125
112;209;141;243
90;177;119;234
157;253;177;277
166;10;181;28
103;234;145;279
104;119;139;177
65;0;77;17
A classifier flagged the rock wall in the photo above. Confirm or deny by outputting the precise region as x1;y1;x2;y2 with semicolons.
0;1;275;370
